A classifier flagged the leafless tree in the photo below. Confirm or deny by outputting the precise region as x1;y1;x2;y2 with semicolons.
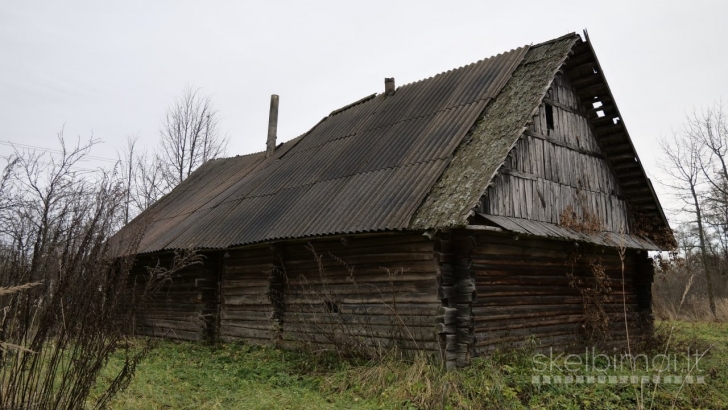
133;153;166;213
0;132;199;408
158;86;227;189
116;136;167;223
690;104;728;265
117;136;138;225
659;109;720;317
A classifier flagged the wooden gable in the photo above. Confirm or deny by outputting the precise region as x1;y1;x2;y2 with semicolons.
482;71;630;235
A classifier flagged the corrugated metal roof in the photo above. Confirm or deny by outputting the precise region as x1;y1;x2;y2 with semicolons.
117;44;530;253
411;34;581;229
113;32;669;255
480;214;659;250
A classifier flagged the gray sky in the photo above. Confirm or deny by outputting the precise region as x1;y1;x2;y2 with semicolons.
1;1;727;222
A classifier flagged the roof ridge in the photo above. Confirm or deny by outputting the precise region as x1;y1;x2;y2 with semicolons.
318;47;529;122
396;47;527;91
530;32;581;48
329;93;378;116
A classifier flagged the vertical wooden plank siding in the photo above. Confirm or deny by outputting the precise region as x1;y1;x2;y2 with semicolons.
483;72;630;234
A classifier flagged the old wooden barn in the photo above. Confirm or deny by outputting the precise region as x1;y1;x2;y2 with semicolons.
114;32;673;369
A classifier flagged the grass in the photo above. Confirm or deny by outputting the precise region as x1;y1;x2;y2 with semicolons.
92;342;377;409
93;321;728;409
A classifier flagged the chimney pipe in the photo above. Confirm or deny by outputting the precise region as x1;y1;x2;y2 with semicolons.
266;94;279;157
384;77;395;96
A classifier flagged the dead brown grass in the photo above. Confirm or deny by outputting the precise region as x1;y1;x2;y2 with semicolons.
653;295;728;322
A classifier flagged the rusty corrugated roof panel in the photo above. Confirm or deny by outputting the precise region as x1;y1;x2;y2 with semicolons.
115;43;530;254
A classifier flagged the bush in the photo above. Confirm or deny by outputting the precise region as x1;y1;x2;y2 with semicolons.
0;136;195;409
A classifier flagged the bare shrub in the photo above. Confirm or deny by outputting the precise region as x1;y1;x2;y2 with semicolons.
652;245;728;322
558;189;603;234
0;134;198;409
566;250;613;342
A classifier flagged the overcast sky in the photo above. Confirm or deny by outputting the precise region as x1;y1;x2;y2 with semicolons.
1;1;727;223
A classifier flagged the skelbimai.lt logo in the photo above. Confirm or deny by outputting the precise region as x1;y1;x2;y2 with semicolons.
531;347;708;385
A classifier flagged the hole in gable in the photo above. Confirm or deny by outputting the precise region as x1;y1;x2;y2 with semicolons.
545;103;554;131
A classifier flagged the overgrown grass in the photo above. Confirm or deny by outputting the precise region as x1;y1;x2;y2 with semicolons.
92;342;378;409
95;321;728;409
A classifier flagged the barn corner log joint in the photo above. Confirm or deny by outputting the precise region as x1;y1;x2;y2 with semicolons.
113;32;673;369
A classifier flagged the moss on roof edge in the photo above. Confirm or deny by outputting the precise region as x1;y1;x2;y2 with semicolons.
409;34;581;230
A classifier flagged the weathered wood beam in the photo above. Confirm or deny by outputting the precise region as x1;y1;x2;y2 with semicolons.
465;225;503;232
590;115;619;128
581;94;613;106
608;152;638;161
541;97;585;116
565;61;597;77
500;167;538;181
602;145;634;156
620;179;643;188
613;162;640;171
524;130;603;158
576;82;609;98
599;134;629;146
571;75;601;88
618;170;646;180
587;103;616;116
629;196;657;204
622;186;652;196
594;123;626;137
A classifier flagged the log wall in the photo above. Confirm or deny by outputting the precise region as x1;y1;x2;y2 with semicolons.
219;245;281;344
435;230;476;369
482;72;631;233
131;230;654;363
467;231;653;354
133;233;441;351
278;233;441;353
132;252;220;341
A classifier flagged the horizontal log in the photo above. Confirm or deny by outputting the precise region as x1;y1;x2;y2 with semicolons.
285;270;438;286
286;312;435;327
285;280;437;296
220;310;274;321
220;320;277;331
222;285;270;296
136;318;203;331
474;314;584;332
223;294;271;305
282;324;436;342
220;335;274;345
136;326;202;341
279;333;439;352
220;326;275;340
